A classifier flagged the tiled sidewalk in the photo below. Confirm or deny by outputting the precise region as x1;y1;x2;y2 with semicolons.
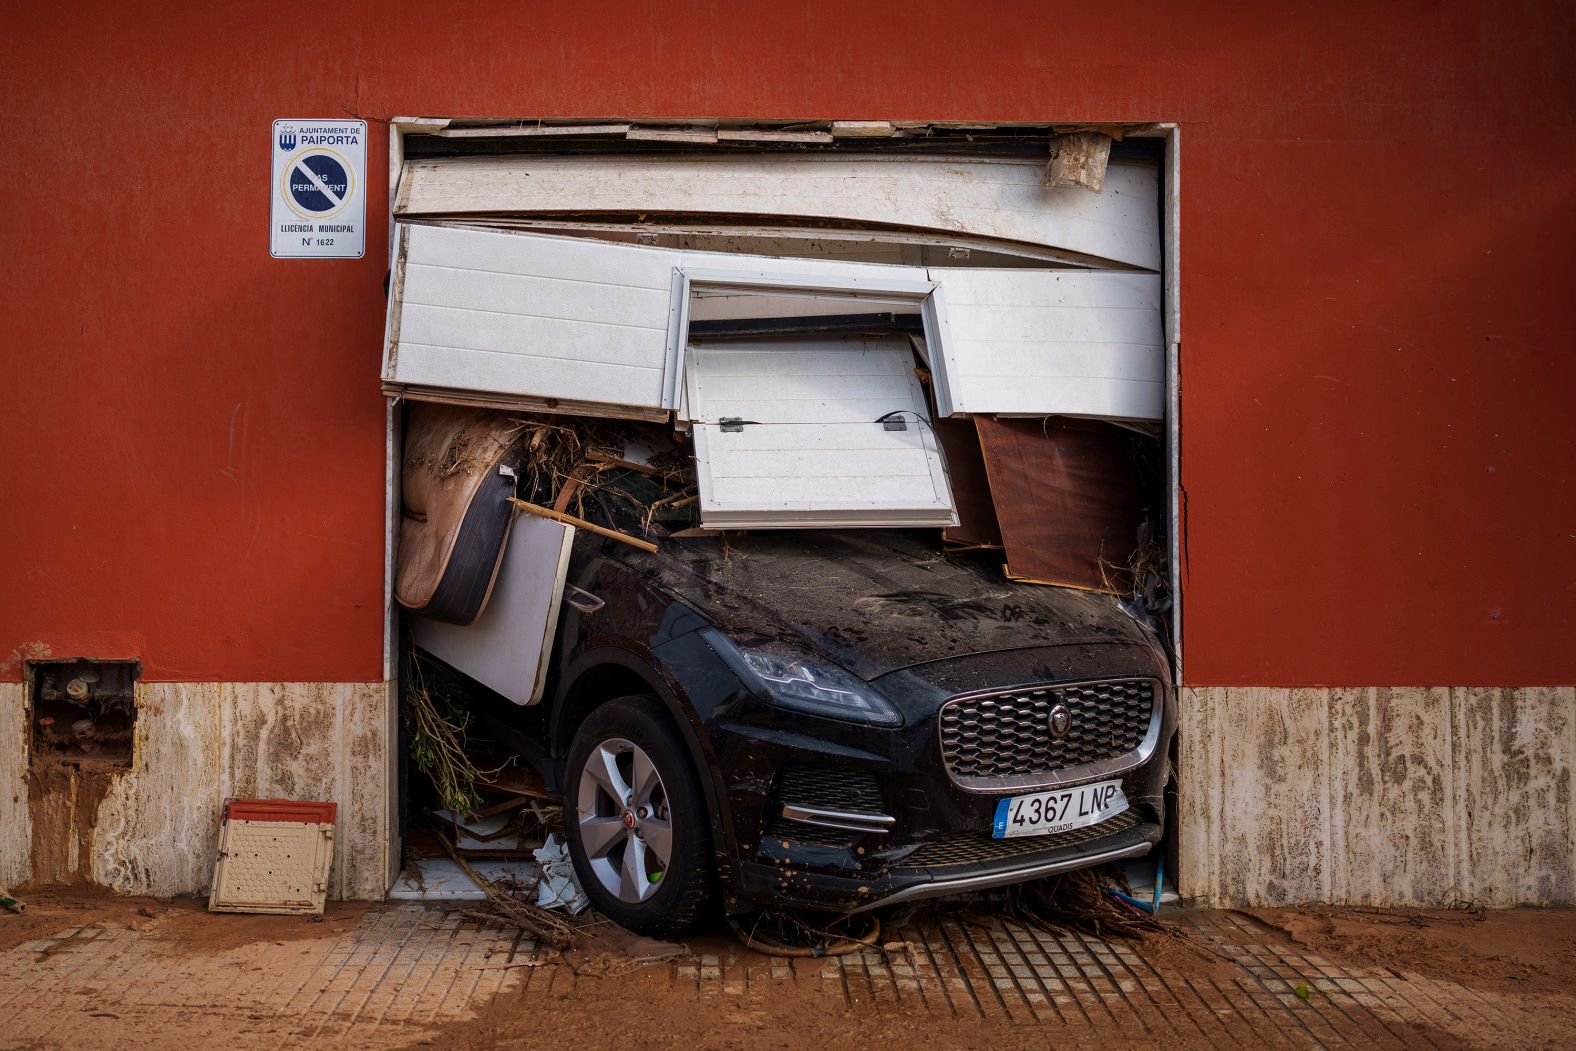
0;904;1568;1048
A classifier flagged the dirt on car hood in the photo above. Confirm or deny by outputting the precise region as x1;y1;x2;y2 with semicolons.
622;529;1161;680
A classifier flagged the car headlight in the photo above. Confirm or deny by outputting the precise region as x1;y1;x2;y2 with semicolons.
703;632;901;727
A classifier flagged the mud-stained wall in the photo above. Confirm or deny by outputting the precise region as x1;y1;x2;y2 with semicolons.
1179;686;1576;907
5;680;391;900
0;682;30;888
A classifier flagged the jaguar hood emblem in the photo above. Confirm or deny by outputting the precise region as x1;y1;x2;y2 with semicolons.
1047;703;1072;738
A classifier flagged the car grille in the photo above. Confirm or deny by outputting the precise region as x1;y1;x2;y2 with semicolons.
761;765;886;849
938;679;1157;787
773;764;885;814
902;809;1142;869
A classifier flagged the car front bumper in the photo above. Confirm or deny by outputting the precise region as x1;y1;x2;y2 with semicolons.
734;811;1163;913
697;644;1177;914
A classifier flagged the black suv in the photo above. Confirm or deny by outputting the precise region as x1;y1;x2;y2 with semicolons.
473;528;1174;936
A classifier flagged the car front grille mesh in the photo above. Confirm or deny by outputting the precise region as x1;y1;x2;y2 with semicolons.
902;809;1142;869
761;765;887;849
939;679;1156;785
773;764;885;815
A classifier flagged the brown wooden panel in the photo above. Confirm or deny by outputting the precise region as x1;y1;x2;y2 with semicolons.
935;417;1003;547
974;416;1145;592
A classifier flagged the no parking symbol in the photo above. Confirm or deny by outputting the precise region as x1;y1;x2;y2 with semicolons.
270;119;366;259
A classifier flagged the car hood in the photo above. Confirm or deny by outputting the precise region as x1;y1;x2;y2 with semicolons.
618;530;1160;680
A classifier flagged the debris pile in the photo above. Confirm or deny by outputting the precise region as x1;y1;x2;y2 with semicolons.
1005;865;1167;941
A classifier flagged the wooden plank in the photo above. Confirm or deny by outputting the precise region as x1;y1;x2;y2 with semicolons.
716;128;834;144
626;127;719;144
507;497;658;553
829;120;896;138
974;416;1147;592
935;417;1002;547
397;153;1162;269
439;123;632;138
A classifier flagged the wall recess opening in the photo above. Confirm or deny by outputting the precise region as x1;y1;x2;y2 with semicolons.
28;658;140;767
25;658;141;886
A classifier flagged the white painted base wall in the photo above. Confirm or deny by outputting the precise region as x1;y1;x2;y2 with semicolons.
0;681;393;900
5;679;1571;907
1179;686;1576;907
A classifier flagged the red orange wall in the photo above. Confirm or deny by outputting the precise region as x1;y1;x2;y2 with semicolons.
2;2;1572;685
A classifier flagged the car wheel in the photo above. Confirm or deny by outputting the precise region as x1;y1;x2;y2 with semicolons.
564;694;714;937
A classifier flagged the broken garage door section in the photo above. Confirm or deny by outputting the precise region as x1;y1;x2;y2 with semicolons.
926;268;1163;421
385;223;681;420
383;224;1165;427
686;336;956;529
395;152;1161;270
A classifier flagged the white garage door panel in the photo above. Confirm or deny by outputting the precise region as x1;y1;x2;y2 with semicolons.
393;341;664;409
385;223;682;413
945;305;1158;346
398;302;668;371
693;424;954;528
408;221;679;285
939;268;1162;309
958;375;1163;420
705;435;939;485
686;337;955;528
941;341;1160;380
931;269;1164;420
687;339;921;425
398;154;1161;270
403;264;673;329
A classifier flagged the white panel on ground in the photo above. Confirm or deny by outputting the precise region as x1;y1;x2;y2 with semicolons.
384;224;683;416
397;153;1161;270
409;514;574;705
686;337;955;528
929;269;1164;420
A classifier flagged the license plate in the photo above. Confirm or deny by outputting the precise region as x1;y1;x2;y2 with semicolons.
991;779;1127;839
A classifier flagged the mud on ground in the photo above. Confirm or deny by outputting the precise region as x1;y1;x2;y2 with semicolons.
0;886;369;954
2;893;1574;1050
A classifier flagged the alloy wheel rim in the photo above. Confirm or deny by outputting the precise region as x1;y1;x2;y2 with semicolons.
575;737;673;903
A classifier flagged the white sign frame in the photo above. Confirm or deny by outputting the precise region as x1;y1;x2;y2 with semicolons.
271;118;367;259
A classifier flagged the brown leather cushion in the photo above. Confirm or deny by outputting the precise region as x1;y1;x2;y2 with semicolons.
397;404;523;624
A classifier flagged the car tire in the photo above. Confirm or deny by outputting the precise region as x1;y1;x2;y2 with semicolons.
563;694;714;937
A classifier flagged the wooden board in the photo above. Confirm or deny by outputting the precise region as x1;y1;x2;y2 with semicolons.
935;417;1003;547
974;416;1146;592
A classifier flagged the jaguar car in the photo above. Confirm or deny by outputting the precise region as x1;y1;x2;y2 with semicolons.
468;528;1175;936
